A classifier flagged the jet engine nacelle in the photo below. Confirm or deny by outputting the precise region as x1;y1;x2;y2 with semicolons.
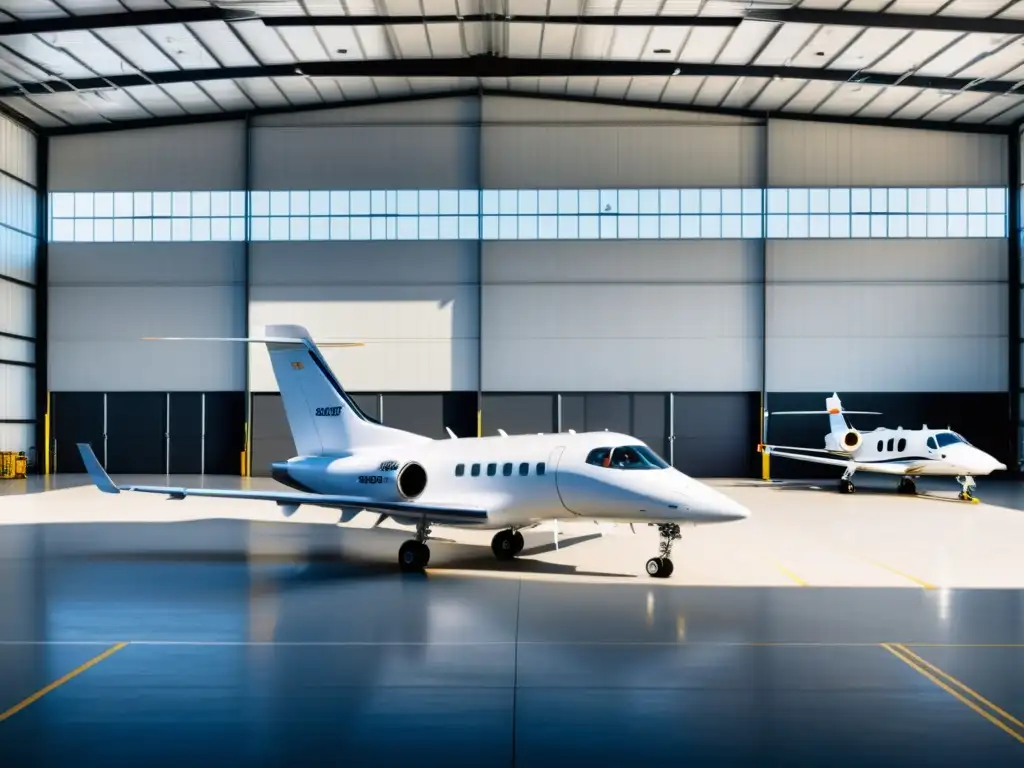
826;429;862;453
396;461;428;500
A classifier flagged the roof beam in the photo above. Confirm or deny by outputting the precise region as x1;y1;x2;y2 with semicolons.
4;57;1024;97
746;8;1024;36
0;8;257;36
261;14;742;27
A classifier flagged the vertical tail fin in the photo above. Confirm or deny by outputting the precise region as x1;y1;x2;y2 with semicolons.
262;325;426;456
825;392;847;434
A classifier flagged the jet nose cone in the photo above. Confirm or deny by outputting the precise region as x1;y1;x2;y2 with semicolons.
710;492;751;522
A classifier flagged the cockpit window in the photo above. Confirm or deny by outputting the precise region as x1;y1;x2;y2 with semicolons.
610;445;670;469
935;431;969;448
586;448;612;467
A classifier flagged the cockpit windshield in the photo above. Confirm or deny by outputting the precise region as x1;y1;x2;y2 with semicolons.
935;431;970;448
585;445;670;470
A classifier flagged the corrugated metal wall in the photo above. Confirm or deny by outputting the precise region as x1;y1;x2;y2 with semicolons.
48;122;247;392
0;114;36;454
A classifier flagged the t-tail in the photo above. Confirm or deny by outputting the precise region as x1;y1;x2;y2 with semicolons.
145;324;428;457
825;393;848;435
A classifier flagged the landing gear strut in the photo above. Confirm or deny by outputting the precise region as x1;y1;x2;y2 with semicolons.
646;523;680;579
897;477;917;495
398;519;432;573
491;528;525;561
956;475;977;502
839;467;856;495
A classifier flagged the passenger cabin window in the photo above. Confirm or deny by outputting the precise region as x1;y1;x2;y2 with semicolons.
877;440;883;451
587;445;669;470
487;463;497;477
503;462;513;476
471;463;480;477
537;462;546;476
897;438;906;452
927;436;938;450
887;439;894;451
519;462;529;476
455;463;465;477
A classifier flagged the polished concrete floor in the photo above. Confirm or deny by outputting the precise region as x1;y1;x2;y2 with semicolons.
1;474;1024;765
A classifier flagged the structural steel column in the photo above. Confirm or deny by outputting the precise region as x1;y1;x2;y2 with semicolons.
243;115;253;475
34;135;48;475
1009;127;1021;475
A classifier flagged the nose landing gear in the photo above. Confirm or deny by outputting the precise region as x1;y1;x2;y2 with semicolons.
491;528;525;561
646;523;680;579
897;477;917;495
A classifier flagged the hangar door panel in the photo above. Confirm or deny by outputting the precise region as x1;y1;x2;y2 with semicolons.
560;394;668;461
672;393;757;478
482;394;556;436
169;393;202;475
106;393;167;474
52;392;103;474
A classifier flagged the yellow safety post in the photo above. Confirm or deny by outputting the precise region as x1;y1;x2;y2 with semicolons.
43;392;51;476
477;409;482;438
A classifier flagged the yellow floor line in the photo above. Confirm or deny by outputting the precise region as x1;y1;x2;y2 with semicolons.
773;562;808;586
868;560;937;590
0;641;129;723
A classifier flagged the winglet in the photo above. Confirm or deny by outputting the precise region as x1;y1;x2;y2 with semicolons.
445;427;458;439
76;443;120;494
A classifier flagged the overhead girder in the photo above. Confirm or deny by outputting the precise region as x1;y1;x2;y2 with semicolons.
2;57;1022;98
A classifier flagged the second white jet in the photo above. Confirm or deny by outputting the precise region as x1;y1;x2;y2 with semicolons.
77;324;750;578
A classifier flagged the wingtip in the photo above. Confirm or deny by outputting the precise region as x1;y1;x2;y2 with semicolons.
75;443;120;494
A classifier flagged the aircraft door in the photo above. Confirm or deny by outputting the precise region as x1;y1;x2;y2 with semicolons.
549;446;575;514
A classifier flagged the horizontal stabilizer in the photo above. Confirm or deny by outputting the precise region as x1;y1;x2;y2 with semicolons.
142;336;363;348
768;410;881;417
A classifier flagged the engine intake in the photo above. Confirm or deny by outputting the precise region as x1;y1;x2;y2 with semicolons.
839;428;862;452
396;461;428;500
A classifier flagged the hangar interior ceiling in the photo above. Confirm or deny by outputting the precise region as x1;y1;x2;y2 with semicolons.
3;0;1023;478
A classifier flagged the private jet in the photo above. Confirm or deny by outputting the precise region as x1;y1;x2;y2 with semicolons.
759;393;1006;500
76;324;750;577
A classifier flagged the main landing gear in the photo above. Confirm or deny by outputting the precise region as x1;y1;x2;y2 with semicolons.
956;475;978;502
897;477;917;495
646;523;680;579
838;467;856;494
491;528;525;561
398;519;432;573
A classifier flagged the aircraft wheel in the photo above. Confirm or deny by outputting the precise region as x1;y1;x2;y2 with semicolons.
958;491;973;502
491;530;518;561
399;540;429;572
898;478;917;495
511;531;525;555
646;557;672;578
839;479;855;494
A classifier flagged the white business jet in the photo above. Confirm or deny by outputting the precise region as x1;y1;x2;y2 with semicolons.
76;324;749;577
759;393;1005;500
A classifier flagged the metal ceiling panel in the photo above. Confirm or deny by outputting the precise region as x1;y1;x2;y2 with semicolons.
538;76;570;95
984;98;1024;122
890;89;955;120
608;27;651;60
124;83;189;116
834;1;890;14
187;22;260;67
352;26;393;58
593;75;632;99
798;0;848;9
619;0;663;12
626;75;669;102
425;22;463;57
919;90;993;120
508;23;543;57
513;0;554;12
788;25;863;68
573;26;614;58
332;75;379;99
941;0;1012;16
144;23;233;70
368;77;414;97
0;49;50;84
998;1;1024;20
912;32;1009;77
237;77;291;109
315;25;369;60
854;84;921;116
642;25;695;61
954;92;1023;121
0;95;64;126
886;0;949;13
306;77;343;102
813;81;887;114
679;25;732;62
0;0;66;20
748;77;810;111
783;78;838;110
659;74;705;104
463;21;486;55
53;0;128;12
719;75;769;108
564;75;600;97
275;27;332;62
870;30;963;73
391;25;433;58
1;34;98;79
954;38;1024;79
714;20;776;65
692;75;735;106
752;22;819;66
584;0;619;15
540;23;577;59
39;30;139;75
232;20;298;65
121;0;177;10
197;78;255;111
95;27;178;72
828;27;909;69
161;80;221;113
273;76;324;105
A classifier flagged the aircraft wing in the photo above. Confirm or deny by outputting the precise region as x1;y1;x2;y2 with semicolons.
76;444;488;525
762;446;912;476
